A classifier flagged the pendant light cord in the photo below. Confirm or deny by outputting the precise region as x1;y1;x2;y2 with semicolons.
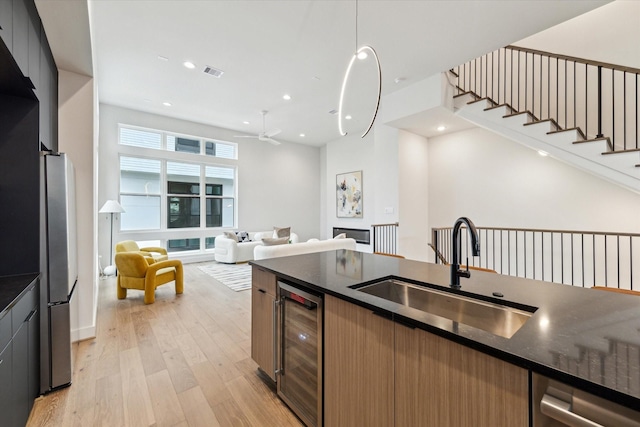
355;0;358;52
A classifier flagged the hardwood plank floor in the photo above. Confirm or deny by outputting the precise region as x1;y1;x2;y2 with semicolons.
27;263;303;427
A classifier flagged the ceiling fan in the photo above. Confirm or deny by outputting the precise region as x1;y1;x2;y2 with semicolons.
234;110;281;145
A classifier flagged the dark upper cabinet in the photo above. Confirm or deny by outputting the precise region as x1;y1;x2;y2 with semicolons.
11;0;28;77
0;0;12;53
39;32;57;151
25;0;39;88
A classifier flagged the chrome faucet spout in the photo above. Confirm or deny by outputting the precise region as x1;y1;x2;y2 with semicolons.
450;217;480;289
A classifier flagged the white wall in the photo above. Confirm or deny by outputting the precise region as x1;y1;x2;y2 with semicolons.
58;70;96;341
323;131;375;250
427;127;640;238
98;104;321;262
398;130;429;261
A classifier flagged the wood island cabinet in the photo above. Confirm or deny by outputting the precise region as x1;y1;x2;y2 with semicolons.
324;295;529;427
324;295;394;427
395;324;529;426
251;266;277;381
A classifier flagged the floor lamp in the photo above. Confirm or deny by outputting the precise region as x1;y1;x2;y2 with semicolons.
99;200;125;276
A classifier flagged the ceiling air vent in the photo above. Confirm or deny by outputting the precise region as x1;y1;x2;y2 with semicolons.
328;109;338;115
203;66;224;78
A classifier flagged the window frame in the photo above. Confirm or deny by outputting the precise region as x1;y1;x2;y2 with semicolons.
116;124;238;253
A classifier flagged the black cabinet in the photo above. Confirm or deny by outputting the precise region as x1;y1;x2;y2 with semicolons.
11;0;28;76
0;0;12;53
0;339;13;423
0;277;40;427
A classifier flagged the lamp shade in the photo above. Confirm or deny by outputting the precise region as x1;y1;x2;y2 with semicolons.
99;200;126;214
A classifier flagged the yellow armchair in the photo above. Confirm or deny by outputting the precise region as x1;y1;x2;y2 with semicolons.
115;252;184;304
115;240;169;264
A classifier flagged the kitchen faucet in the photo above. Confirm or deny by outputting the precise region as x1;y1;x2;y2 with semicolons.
450;217;480;289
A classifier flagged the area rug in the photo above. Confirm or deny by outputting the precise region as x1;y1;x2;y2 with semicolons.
198;262;252;291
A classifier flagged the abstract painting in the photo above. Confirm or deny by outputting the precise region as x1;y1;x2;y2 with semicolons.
336;170;363;218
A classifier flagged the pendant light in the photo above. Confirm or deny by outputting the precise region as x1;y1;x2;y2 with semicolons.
338;0;382;138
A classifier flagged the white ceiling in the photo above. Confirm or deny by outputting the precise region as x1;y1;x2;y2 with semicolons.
40;0;610;146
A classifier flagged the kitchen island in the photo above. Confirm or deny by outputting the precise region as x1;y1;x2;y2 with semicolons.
251;250;640;425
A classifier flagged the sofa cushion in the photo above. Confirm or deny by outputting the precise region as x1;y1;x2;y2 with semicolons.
223;231;238;242
262;236;289;246
236;231;251;242
273;226;291;239
334;233;347;239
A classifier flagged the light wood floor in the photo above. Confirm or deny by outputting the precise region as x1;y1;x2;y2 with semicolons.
27;263;303;427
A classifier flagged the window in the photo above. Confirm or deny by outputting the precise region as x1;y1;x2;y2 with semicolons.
119;157;161;230
120;127;162;149
118;125;237;159
118;126;238;252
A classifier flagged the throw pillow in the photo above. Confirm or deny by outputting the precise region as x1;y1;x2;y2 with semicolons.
273;226;291;239
262;236;289;246
223;231;238;242
334;233;347;239
236;231;251;242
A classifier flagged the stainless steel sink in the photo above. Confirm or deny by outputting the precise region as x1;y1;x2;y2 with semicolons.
353;279;534;339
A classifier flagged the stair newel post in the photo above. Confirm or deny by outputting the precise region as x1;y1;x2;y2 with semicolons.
597;65;604;138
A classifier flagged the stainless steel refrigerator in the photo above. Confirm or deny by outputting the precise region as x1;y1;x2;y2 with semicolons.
39;152;77;393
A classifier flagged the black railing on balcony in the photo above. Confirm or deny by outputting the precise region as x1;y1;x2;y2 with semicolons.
432;226;640;291
372;222;399;255
453;45;640;152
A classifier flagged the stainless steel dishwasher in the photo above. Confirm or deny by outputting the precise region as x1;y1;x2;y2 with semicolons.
533;373;640;426
277;281;323;427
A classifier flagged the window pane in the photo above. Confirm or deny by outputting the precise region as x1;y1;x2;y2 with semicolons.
167;135;200;154
120;157;161;194
206;141;236;159
168;196;200;228
205;237;216;249
206;197;234;228
167;162;200;181
205;165;234;197
205;141;215;156
168;181;200;195
120;127;162;149
120;195;161;230
167;238;200;252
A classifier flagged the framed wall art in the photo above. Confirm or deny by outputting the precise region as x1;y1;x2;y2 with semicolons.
336;170;363;218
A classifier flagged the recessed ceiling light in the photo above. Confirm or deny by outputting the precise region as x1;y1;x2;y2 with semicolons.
538;150;549;157
157;55;169;61
183;61;196;69
357;51;368;60
283;94;291;101
394;77;406;84
345;115;352;120
437;125;446;132
162;102;172;107
243;121;250;125
300;133;305;137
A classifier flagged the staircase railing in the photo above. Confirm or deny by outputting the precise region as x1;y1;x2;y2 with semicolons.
432;226;640;291
453;45;640;152
372;222;399;255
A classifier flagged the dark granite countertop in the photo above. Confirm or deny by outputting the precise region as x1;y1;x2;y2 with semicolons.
0;273;40;317
251;250;640;410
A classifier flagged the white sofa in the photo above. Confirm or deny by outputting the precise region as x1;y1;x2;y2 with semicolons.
254;237;356;260
214;231;299;263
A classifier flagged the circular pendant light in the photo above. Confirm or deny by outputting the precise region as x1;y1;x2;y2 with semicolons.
338;45;382;138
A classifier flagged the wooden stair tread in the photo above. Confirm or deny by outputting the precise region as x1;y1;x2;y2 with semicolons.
601;147;640;155
523;118;560;129
467;97;497;106
484;103;515;112
503;110;538;121
453;91;479;99
547;127;587;140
